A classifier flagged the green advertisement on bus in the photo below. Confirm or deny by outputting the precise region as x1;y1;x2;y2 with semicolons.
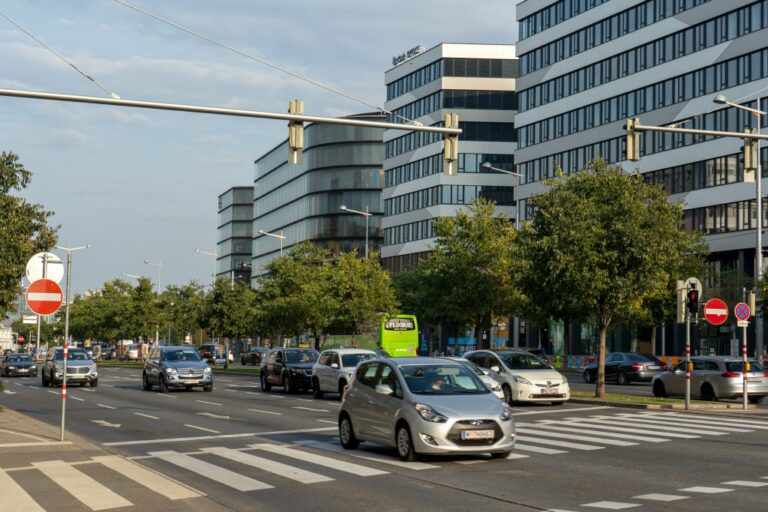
379;314;418;357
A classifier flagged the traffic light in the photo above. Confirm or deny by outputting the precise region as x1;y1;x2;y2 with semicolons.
625;117;640;161
687;288;699;315
443;113;459;176
288;99;304;165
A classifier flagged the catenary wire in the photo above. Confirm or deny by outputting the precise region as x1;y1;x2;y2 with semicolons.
0;10;121;99
113;0;418;125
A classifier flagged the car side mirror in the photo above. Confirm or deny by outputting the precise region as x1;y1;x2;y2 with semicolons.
375;384;394;396
490;365;501;373
331;363;339;369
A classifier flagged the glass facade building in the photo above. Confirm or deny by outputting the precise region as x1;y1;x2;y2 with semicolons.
217;186;254;284
252;113;385;283
381;43;518;273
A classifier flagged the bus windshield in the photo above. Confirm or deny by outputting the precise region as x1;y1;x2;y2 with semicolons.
379;315;418;357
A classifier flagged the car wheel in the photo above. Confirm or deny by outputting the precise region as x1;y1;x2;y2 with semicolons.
700;384;716;401
142;372;152;391
283;375;294;394
159;375;169;393
490;451;512;459
652;380;667;398
617;371;628;386
395;424;417;462
42;373;48;387
583;369;593;384
312;378;323;399
90;379;98;388
502;384;513;405
261;374;271;392
748;395;763;405
203;383;213;392
339;414;359;450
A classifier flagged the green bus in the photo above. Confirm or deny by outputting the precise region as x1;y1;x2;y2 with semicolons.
379;315;419;357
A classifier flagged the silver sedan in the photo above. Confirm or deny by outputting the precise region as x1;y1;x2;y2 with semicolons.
652;356;767;403
338;358;516;461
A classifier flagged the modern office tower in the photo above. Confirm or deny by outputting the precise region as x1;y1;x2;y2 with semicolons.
515;0;768;354
217;186;254;283
381;43;519;273
252;113;385;283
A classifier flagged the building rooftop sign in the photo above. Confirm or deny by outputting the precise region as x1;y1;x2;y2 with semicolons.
392;45;425;67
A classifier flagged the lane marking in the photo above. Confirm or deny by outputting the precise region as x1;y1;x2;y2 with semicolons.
563;418;698;438
507;444;566;455
184;424;220;434
612;414;752;433
295;440;439;470
201;447;333;484
316;420;336;424
292;406;330;413
516;435;601;451
678;486;733;494
33;460;133;510
653;412;768;428
97;404;116;410
721;480;768;487
69;396;85;402
91;455;202;500
195;400;222;406
0;468;45;512
530;423;667;443
516;426;636;446
633;493;688;501
134;413;160;420
296;398;314;402
103;427;336;446
155;393;177;399
149;451;271;491
581;501;640;509
252;443;388;476
248;409;281;416
638;412;768;430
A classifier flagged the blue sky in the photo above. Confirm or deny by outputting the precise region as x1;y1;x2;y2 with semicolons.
1;0;514;294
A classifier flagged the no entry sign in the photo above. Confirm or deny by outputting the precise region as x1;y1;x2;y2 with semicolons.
704;298;728;326
25;278;63;316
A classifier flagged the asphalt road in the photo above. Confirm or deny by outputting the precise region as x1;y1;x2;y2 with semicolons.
2;367;768;511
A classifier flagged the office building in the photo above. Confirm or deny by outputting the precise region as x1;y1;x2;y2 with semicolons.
515;0;768;355
217;186;254;283
381;43;519;273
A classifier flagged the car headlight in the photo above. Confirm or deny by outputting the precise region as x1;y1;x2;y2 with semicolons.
513;375;533;385
203;367;212;375
30;365;37;369
414;403;448;423
164;367;178;375
90;365;97;372
8;366;16;370
500;404;514;422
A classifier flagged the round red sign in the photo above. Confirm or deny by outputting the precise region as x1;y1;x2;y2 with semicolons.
25;278;63;316
704;298;728;326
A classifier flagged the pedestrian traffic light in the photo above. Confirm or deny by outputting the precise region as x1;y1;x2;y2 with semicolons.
625;117;640;161
288;99;304;165
687;288;699;314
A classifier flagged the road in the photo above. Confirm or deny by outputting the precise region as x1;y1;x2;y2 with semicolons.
2;366;768;511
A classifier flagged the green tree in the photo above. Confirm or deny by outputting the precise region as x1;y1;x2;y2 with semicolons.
199;279;258;366
160;282;206;344
0;152;58;317
517;160;706;398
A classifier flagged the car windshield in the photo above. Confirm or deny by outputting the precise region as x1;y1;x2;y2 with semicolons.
8;355;32;362
162;349;201;362
501;352;550;370
55;349;89;361
285;350;318;364
401;364;488;395
725;361;764;372
341;353;375;367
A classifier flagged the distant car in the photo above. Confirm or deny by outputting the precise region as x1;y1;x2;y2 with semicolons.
582;352;666;385
312;349;378;398
652;356;768;404
260;348;319;393
198;344;227;365
42;347;98;388
464;349;570;405
339;357;516;461
439;356;505;400
124;344;140;361
1;353;38;377
241;347;269;366
143;345;213;392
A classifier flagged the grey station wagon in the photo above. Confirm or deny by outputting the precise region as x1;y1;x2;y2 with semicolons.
143;345;213;392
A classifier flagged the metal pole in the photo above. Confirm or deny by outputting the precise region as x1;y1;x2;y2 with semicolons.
280;230;284;257
685;303;691;411
60;250;72;442
35;254;50;352
756;97;764;362
743;322;749;410
364;207;369;259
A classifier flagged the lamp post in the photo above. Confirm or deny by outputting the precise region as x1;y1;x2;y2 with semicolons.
340;205;372;259
143;259;162;347
714;95;766;360
195;249;217;286
258;229;286;257
122;272;142;280
54;244;90;442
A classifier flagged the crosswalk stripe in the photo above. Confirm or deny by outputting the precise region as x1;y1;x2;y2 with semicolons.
564;418;700;438
555;421;676;439
295;440;439;470
201;447;333;484
721;480;768;487
516;426;636;446
532;423;668;443
90;455;202;500
638;413;768;430
250;443;388;476
0;468;45;512
32;460;133;510
615;413;754;432
504;452;530;460
513;444;567;455
633;493;688;501
149;450;273;491
516;435;603;451
595;416;735;435
652;412;768;428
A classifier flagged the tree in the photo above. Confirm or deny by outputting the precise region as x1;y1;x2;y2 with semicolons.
517;160;706;398
160;282;206;344
0;152;58;317
199;279;258;366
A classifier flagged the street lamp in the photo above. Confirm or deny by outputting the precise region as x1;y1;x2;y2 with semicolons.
258;229;286;257
122;272;142;280
714;94;766;360
195;249;217;286
340;205;372;259
143;259;162;293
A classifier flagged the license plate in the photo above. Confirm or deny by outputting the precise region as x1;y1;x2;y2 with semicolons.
18;369;28;373
540;387;559;395
647;365;660;370
748;377;763;382
461;429;494;440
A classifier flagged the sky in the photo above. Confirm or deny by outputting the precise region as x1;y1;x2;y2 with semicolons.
1;0;515;295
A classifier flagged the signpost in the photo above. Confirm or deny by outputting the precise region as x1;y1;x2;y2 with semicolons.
25;279;63;316
26;252;63;352
734;302;751;409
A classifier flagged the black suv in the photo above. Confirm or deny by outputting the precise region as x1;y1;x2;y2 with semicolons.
260;348;319;393
42;347;98;387
143;345;213;392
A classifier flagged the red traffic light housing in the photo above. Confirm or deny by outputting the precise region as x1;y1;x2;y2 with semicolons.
687;289;699;314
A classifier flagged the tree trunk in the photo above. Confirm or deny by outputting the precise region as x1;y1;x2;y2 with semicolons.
594;318;609;398
563;319;571;370
475;316;483;349
650;325;657;355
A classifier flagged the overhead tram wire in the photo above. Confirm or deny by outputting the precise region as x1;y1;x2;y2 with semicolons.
0;10;121;100
113;0;418;126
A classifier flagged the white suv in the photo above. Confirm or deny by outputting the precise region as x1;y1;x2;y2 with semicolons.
312;348;377;398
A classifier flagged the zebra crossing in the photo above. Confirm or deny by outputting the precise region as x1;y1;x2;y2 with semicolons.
2;411;766;510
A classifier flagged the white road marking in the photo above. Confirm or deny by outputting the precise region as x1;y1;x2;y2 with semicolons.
511;444;566;455
613;414;752;433
295;440;439;470
679;486;733;493
33;460;133;510
201;447;332;484
563;418;698;438
316;420;336;424
224;389;238;392
47;390;59;395
504;453;530;459
91;455;202;500
248;409;282;415
581;501;640;509
516;427;636;446
0;468;45;512
217;379;234;382
653;412;768;428
297;398;314;402
512;406;612;416
253;443;388;476
184;424;220;434
195;400;222;406
91;420;121;428
155;393;177;399
292;406;330;413
103;427;336;447
722;480;768;487
134;413;160;420
69;396;85;402
633;493;688;501
516;435;601;451
639;412;768;430
532;423;668;443
97;404;116;410
149;450;272;491
197;412;230;420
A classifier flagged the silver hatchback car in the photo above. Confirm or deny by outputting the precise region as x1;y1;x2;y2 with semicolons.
338;358;516;461
652;356;767;403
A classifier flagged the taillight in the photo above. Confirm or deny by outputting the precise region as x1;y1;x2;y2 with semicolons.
661;363;668;371
721;371;741;378
630;363;644;371
764;371;768;377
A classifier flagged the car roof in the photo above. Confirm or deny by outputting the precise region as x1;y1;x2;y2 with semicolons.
322;348;377;355
159;345;194;350
378;357;464;366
